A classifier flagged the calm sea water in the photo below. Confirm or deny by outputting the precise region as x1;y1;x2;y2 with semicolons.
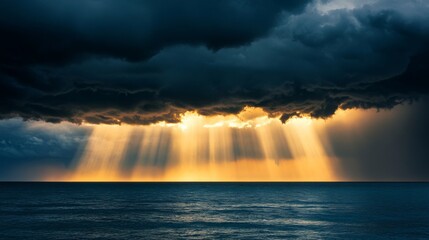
0;183;428;239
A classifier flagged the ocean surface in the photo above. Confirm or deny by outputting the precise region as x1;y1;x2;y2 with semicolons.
0;183;428;239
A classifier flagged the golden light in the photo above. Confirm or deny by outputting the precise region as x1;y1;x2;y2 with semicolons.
54;107;346;182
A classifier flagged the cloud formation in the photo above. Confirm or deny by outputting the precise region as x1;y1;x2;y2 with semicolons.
0;0;428;124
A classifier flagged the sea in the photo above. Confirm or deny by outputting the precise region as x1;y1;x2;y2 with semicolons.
0;183;428;239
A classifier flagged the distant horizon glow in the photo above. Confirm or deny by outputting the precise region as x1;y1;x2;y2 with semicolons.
3;103;424;182
39;107;357;182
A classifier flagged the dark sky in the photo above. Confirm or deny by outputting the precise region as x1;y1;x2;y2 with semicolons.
0;0;428;180
1;0;428;124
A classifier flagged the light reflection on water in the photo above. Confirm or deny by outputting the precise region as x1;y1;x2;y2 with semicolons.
1;183;429;239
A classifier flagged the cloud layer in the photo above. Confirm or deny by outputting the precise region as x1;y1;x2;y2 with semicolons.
1;0;429;124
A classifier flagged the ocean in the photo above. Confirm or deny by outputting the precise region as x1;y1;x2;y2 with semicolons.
0;183;428;239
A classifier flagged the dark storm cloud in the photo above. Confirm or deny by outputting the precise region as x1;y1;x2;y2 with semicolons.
0;0;429;124
0;0;306;65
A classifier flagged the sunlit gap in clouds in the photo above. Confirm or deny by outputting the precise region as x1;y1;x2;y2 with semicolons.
59;107;341;181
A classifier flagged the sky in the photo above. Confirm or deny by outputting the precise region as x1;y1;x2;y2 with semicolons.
0;0;428;181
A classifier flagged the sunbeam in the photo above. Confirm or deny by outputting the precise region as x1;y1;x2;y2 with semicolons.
64;108;339;181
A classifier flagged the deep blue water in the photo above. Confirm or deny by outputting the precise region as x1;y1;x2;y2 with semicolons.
0;183;428;239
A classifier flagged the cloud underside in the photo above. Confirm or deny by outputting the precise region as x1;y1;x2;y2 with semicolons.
0;0;429;124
